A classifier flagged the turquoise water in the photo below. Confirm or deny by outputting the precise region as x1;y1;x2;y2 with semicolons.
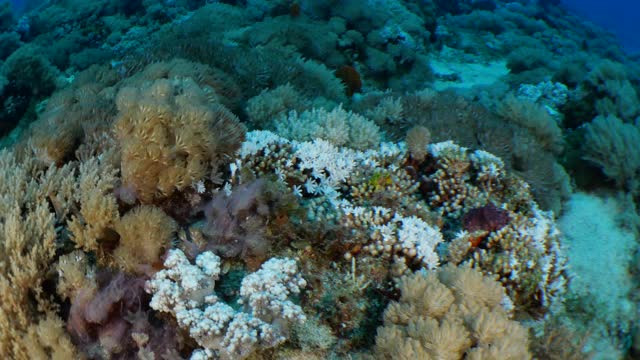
0;1;638;359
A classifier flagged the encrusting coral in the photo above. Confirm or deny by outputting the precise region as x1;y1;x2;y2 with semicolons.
372;265;531;360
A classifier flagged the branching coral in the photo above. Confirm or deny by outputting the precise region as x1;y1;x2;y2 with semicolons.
463;206;567;311
146;249;307;359
339;205;443;271
233;130;566;314
372;265;531;360
0;150;77;358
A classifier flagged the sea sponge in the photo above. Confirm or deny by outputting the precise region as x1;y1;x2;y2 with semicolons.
114;77;245;203
113;205;177;274
335;65;362;96
373;265;531;360
462;203;511;233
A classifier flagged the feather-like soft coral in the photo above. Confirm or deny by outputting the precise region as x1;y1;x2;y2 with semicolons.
113;205;177;274
114;76;245;203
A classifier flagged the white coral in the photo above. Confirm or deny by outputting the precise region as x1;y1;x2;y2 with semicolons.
275;106;381;150
146;250;307;359
294;139;357;192
239;258;307;322
338;202;443;269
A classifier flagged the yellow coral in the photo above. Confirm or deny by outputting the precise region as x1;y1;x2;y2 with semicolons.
373;265;531;360
23;314;80;360
67;157;120;255
0;150;79;358
56;250;95;300
113;205;177;273
114;77;245;203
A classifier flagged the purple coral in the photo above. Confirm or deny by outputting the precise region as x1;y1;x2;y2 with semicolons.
202;179;270;259
462;203;511;233
67;272;180;358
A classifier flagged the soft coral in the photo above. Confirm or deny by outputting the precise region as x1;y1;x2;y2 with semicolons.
67;272;181;358
201;178;299;269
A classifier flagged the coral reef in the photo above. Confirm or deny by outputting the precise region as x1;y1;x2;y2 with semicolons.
0;0;638;358
233;130;567;313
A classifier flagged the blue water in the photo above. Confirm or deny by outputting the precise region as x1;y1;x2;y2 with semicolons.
8;0;24;15
562;0;640;54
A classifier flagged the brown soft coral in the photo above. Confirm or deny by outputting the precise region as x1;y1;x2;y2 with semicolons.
373;265;531;360
113;205;177;274
67;157;120;258
114;77;245;203
0;150;79;358
22;64;120;166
